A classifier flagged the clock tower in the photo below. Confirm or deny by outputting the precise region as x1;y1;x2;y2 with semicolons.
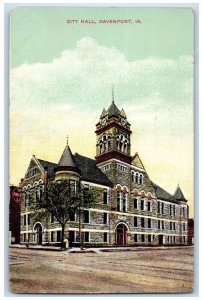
95;98;132;166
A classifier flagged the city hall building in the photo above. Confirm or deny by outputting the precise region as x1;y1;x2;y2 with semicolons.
20;100;189;246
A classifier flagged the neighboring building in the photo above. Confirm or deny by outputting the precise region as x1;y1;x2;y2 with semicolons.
188;218;194;245
9;186;22;244
20;100;189;246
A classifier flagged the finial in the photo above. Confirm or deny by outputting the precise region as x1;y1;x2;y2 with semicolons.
112;84;114;103
66;134;69;146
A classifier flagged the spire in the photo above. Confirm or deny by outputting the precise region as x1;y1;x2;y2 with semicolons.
112;84;115;104
107;87;120;118
174;185;187;201
66;134;69;146
100;108;108;118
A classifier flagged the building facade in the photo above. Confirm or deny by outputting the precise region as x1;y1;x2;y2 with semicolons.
20;101;189;246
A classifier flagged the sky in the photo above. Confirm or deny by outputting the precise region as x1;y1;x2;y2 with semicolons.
10;7;194;216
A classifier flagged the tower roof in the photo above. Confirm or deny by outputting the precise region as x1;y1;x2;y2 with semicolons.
55;143;81;175
58;145;78;168
107;100;121;118
174;185;187;201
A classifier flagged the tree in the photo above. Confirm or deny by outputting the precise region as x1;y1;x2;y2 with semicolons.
34;179;95;249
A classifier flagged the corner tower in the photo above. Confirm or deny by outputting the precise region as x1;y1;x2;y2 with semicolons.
54;139;81;181
95;97;132;166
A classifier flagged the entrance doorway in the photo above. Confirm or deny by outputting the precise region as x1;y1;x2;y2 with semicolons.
158;234;163;245
34;223;43;244
115;223;128;246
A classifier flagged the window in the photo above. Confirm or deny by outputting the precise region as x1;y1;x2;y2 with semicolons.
134;234;138;242
173;222;176;231
147;201;151;212
70;180;78;194
28;214;30;225
183;223;186;231
23;233;26;242
84;232;89;242
158;202;160;213
23;215;26;226
173;205;176;216
141;218;145;228
141;200;144;211
135;173;139;183
134;198;138;209
169;204;172;216
131;171;135;182
141;235;145;242
103;213;108;224
57;231;61;242
170;222;172;230
116;163;127;172
83;210;90;223
103;164;111;172
39;185;43;202
69;212;75;221
161;203;164;214
158;220;160;229
104;232;108;242
51;231;54;242
139;174;144;185
103;189;108;204
134;217;138;227
162;221;164;230
117;192;121;211
51;212;56;223
148;235;152;243
35;187;39;202
123;193;127;212
148;219;151;228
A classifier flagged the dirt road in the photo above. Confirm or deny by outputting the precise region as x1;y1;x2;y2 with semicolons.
9;247;194;294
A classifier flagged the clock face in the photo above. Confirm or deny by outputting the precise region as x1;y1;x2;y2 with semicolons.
101;118;107;126
120;118;126;126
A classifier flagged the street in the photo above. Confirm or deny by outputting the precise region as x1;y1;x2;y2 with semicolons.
9;246;194;294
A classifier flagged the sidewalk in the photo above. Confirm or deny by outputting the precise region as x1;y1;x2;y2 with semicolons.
10;244;193;253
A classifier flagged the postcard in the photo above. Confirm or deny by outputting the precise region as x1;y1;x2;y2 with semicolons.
9;6;194;294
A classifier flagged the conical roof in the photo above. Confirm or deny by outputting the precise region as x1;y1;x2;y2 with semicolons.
174;185;187;201
58;145;78;168
55;144;81;175
107;100;120;118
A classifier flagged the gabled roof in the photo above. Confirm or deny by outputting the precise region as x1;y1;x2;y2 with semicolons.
37;158;57;179
131;152;145;170
74;153;113;187
151;182;178;203
174;185;187;202
107;100;120;118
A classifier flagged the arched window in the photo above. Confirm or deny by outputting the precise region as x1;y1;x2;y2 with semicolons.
26;185;32;207
135;172;139;184
139;174;144;185
99;140;103;154
131;171;135;182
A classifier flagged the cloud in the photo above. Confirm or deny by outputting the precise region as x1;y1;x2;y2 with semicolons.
10;37;193;112
10;37;194;216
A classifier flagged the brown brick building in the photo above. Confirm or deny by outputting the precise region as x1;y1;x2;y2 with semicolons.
20;100;189;246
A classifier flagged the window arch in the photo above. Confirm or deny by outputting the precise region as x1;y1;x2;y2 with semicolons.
99;134;112;154
131;171;135;182
135;172;139;184
139;174;144;185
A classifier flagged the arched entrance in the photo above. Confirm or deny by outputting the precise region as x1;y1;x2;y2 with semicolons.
34;223;43;244
115;223;128;246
